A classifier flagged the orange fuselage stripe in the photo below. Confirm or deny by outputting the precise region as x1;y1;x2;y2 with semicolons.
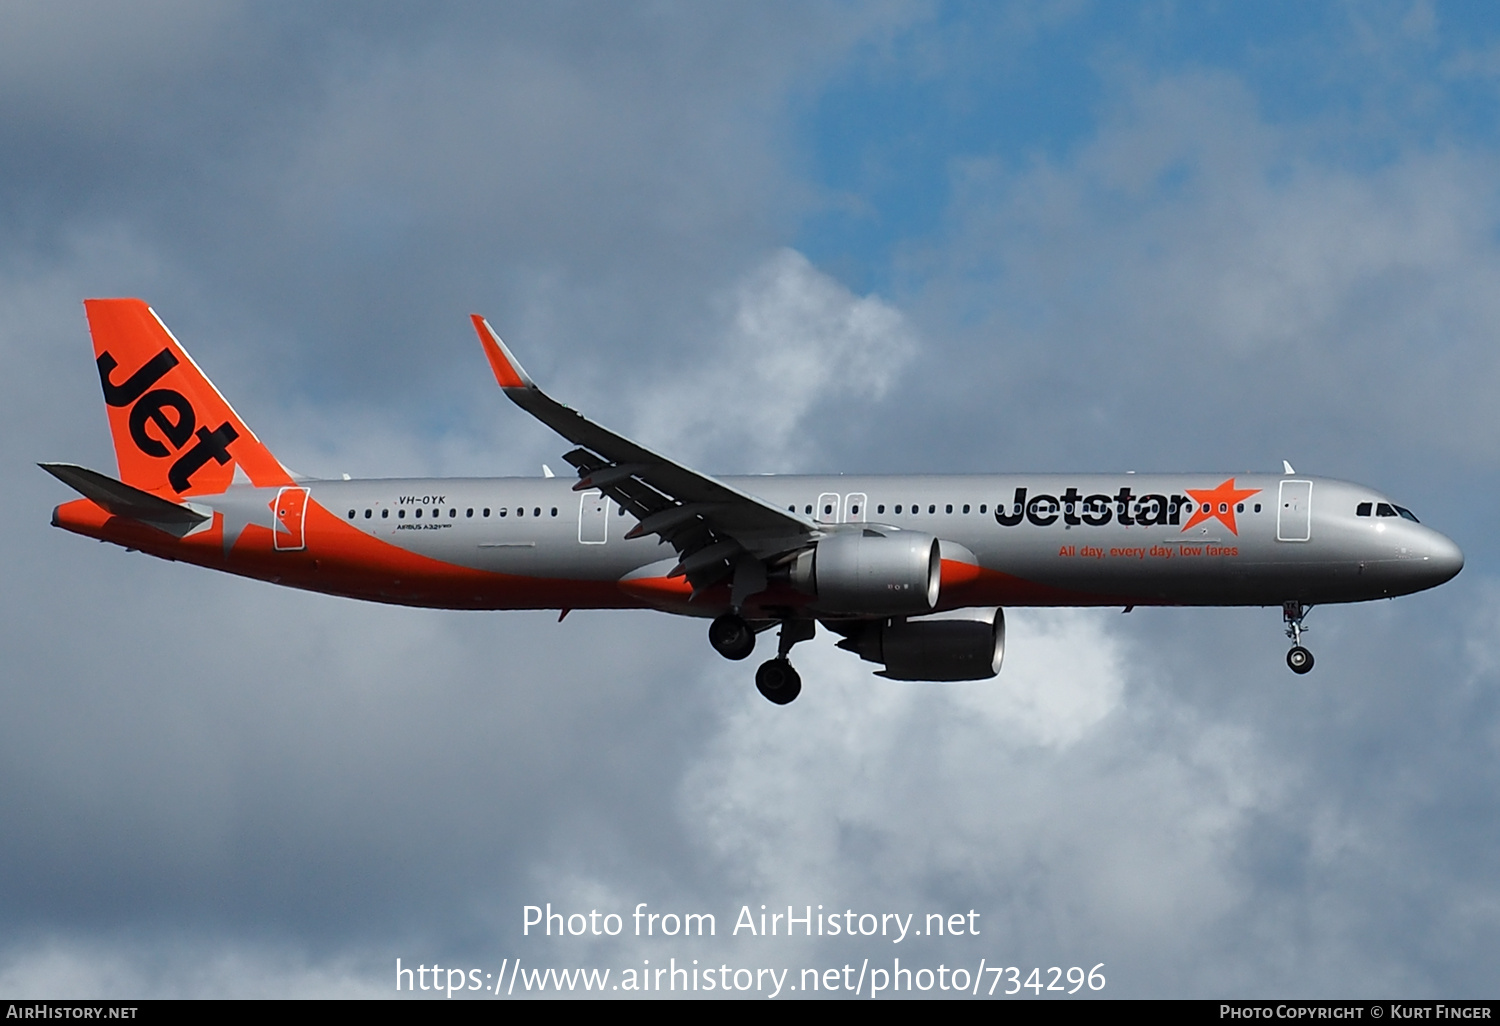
52;498;1139;611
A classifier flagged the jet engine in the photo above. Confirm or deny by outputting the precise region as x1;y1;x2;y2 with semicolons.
835;610;1005;681
787;529;941;616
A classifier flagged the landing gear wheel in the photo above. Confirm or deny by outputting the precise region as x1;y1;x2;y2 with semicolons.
1282;602;1315;675
1287;646;1314;674
709;614;756;661
755;658;802;704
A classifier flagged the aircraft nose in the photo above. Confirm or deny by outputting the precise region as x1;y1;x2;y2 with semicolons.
1419;530;1464;586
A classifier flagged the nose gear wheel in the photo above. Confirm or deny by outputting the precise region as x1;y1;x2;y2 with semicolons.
1286;646;1314;674
1283;601;1314;675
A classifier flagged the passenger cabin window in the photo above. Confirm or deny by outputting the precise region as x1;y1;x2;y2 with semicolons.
467;508;474;517
877;504;886;514
382;509;389;519
347;509;355;519
1356;502;1373;517
483;508;491;517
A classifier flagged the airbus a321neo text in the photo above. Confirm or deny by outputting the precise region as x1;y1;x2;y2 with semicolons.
42;300;1464;704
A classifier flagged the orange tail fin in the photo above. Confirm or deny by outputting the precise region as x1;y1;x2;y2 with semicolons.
85;299;294;498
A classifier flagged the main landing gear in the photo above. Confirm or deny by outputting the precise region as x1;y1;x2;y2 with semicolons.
708;613;756;661
756;620;813;705
710;614;811;704
1283;601;1314;675
755;658;801;704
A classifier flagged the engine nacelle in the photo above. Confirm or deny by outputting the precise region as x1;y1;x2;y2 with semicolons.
837;610;1005;681
790;529;941;616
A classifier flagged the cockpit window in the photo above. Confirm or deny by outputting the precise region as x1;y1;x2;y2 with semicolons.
1361;500;1418;522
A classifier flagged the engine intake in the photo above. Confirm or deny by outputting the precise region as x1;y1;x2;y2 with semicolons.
790;529;940;616
837;610;1005;681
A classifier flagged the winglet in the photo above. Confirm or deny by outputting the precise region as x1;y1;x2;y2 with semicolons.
470;315;534;391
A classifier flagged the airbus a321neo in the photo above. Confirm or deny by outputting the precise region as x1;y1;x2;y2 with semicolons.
42;300;1464;703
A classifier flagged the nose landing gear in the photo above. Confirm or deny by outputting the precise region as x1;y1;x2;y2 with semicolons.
754;619;814;704
1283;601;1314;675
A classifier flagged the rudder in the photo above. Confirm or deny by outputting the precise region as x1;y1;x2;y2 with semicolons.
86;299;294;498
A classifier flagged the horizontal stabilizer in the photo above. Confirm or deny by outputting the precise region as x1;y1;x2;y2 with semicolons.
40;462;209;536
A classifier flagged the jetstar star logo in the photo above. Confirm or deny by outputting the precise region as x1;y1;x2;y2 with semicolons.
1182;479;1261;536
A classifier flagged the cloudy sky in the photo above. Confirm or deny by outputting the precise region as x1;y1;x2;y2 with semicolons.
3;0;1500;999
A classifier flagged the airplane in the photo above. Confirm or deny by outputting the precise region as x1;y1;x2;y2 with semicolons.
42;299;1464;704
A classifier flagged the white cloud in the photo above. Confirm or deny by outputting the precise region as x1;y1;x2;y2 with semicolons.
950;608;1123;748
677;610;1281;979
633;248;918;471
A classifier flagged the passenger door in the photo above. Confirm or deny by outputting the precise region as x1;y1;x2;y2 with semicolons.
273;486;309;551
1277;480;1312;542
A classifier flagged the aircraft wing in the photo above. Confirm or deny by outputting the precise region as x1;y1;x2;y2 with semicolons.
470;316;818;589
